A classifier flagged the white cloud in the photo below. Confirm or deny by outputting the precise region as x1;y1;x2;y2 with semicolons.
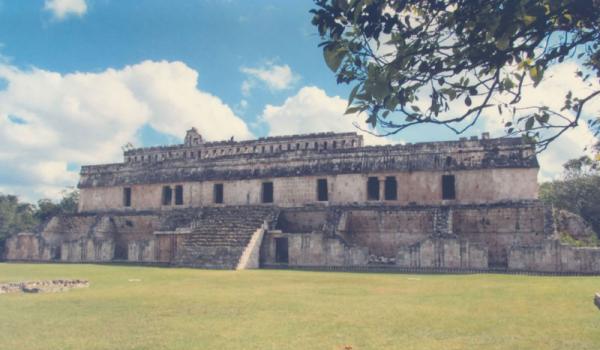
261;86;394;146
0;60;252;201
240;62;299;95
391;61;598;181
44;0;87;20
478;62;599;181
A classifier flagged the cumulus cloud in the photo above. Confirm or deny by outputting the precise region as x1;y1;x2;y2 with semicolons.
261;86;394;146
241;62;299;95
0;60;251;200
44;0;87;20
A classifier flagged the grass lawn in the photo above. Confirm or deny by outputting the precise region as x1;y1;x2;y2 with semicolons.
0;264;599;350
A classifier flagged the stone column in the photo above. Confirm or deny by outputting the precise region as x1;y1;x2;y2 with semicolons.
379;177;386;201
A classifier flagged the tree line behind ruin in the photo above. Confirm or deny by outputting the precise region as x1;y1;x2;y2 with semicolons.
0;190;79;257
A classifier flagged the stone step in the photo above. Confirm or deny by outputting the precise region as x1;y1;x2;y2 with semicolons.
172;206;280;269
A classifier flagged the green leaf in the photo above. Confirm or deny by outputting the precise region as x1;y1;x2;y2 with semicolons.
371;78;389;99
529;66;538;79
525;116;535;130
465;96;472;107
522;15;536;25
347;84;361;107
563;12;572;23
537;112;550;124
503;77;515;90
323;44;347;72
345;105;365;115
529;66;543;86
495;36;510;51
366;113;377;127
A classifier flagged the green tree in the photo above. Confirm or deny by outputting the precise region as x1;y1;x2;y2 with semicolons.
539;150;600;235
311;0;600;150
34;189;79;222
0;195;37;246
0;189;79;250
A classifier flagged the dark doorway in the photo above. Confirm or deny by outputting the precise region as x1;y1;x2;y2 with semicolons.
317;178;328;201
123;187;132;207
114;241;128;260
162;186;172;205
384;176;397;200
262;182;274;203
51;246;61;260
442;175;456;200
174;185;184;205
214;183;224;203
367;177;380;200
274;237;288;264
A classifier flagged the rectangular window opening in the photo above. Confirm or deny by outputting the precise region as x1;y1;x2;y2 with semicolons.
174;185;184;205
262;182;274;203
214;183;224;204
384;176;398;201
162;186;172;206
123;187;132;207
274;237;289;264
442;175;456;200
367;177;380;200
317;179;328;201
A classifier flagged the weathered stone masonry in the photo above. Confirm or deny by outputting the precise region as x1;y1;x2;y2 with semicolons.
5;128;600;272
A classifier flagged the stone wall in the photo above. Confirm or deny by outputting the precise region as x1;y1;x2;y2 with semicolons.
79;168;538;212
452;203;551;267
127;240;157;262
123;132;362;163
396;238;488;269
261;231;368;267
4;212;164;262
343;209;435;257
9;201;599;273
60;239;114;262
79;134;537;192
509;240;600;273
5;234;41;260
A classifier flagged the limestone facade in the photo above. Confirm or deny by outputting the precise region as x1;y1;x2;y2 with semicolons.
4;129;600;272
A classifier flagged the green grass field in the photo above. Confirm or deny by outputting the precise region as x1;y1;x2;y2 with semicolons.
0;263;599;350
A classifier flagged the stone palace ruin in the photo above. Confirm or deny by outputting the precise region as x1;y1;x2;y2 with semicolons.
5;128;600;272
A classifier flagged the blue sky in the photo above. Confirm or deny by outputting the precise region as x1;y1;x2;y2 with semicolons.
0;0;597;200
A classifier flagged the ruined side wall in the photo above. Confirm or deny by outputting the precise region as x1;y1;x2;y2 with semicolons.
344;209;435;257
453;204;549;266
338;201;549;267
261;232;368;267
5;213;162;263
79;168;538;212
396;238;488;269
509;241;600;273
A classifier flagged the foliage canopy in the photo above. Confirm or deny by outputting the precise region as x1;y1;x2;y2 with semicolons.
540;144;600;235
311;0;600;150
0;190;79;245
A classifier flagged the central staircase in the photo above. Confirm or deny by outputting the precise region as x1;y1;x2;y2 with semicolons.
175;206;279;269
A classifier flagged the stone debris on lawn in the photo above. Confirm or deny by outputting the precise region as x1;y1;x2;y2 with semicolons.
367;255;396;265
0;279;89;294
